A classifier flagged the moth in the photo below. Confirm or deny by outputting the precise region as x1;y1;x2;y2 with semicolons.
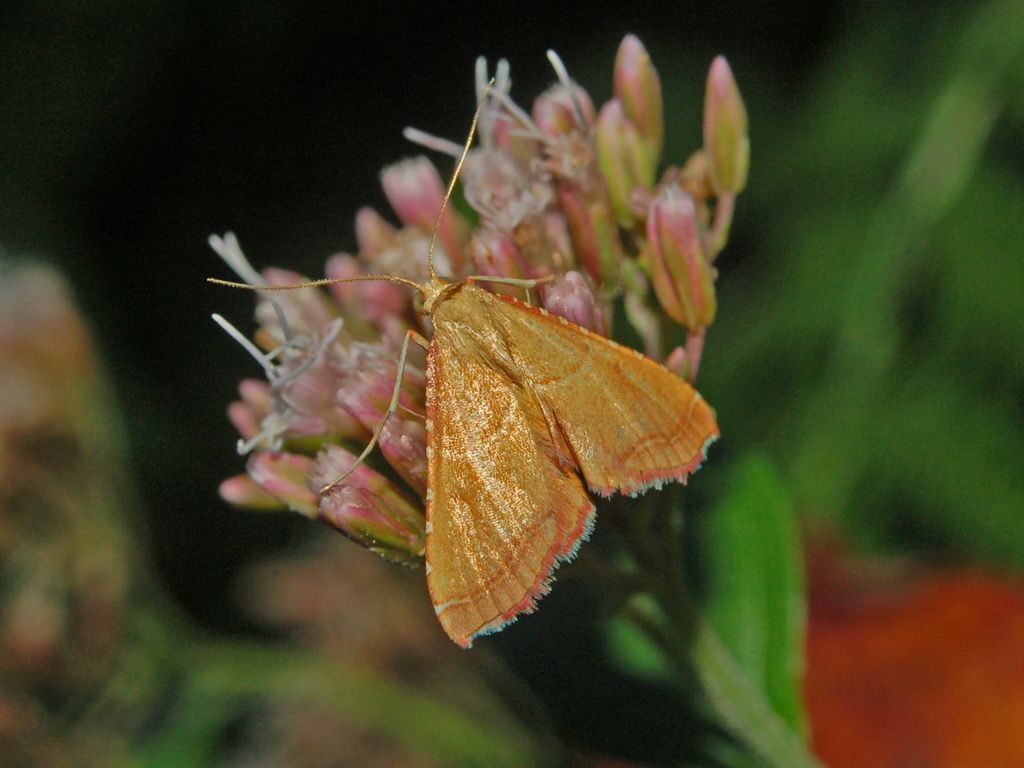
415;275;718;646
211;85;719;648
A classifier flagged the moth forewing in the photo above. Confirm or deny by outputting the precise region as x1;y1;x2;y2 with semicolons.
421;283;717;647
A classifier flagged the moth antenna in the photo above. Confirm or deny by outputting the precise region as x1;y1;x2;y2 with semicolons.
427;78;496;281
208;274;421;292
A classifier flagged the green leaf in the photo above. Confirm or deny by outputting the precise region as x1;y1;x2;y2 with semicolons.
700;454;807;734
606;594;674;683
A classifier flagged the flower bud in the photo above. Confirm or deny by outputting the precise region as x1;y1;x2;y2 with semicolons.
324;253;408;334
219;473;285;511
596;99;655;225
558;184;622;286
336;345;428;496
256;267;340;348
613;34;663;158
544;211;574;265
311;445;425;565
354;206;398;255
541;271;607;335
679;150;714;203
381;157;468;269
246;451;319;517
228;379;272;440
645;185;717;329
381;157;444;231
468;228;525;283
532;83;595;137
281;348;366;442
703;56;749;194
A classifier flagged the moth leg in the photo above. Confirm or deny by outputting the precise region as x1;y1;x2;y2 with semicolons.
466;274;554;305
320;328;430;493
399;404;426;420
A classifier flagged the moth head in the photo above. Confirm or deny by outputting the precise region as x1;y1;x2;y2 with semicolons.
418;276;460;316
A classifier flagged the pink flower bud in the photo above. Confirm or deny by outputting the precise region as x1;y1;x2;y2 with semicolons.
468;228;525;283
380;156;444;231
239;378;272;411
377;419;428;499
703;56;749;195
646;185;717;329
558;184;622;286
380;157;467;270
228;379;271;440
613;34;663;158
354;206;398;255
324;253;408;333
544;211;574;264
246;451;319;517
258;268;340;343
532;83;595;137
282;351;365;441
228;401;259;441
311;445;425;565
219;473;285;510
596;99;656;225
541;271;607;335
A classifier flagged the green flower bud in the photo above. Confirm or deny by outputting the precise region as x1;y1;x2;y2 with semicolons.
703;56;749;195
646;185;717;329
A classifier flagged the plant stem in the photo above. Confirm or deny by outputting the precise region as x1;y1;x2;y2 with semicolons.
685;328;706;382
617;503;825;768
689;616;825;768
627;590;824;768
709;191;735;258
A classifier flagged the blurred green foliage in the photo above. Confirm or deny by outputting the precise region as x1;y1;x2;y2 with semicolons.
703;0;1024;565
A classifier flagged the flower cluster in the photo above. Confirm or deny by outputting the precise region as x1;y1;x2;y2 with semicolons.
216;35;748;564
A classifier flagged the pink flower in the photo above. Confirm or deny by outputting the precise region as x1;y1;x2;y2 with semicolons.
213;36;747;566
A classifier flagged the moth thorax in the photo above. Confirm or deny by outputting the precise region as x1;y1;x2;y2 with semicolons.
420;277;459;315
